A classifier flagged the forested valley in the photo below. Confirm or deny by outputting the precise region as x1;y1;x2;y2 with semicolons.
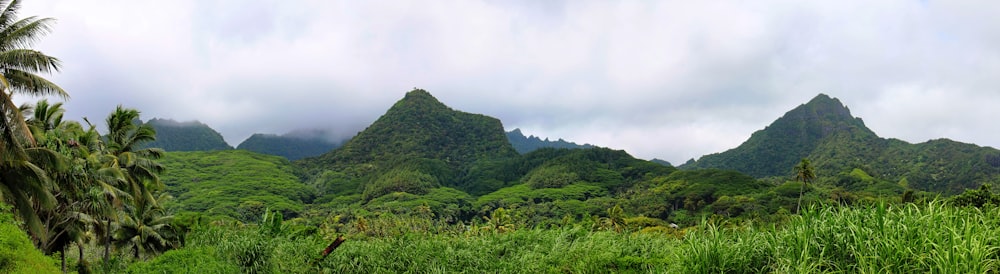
3;2;1000;273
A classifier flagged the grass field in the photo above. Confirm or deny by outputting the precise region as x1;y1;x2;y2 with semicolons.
108;201;1000;273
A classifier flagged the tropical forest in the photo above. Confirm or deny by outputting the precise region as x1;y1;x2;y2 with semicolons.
3;1;1000;273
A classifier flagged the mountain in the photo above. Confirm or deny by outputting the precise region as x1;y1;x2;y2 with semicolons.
682;94;1000;194
143;118;232;151
505;128;595;154
683;94;876;178
650;158;673;167
237;129;342;161
297;89;519;201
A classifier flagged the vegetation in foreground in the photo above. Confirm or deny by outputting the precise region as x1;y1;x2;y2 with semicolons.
99;200;999;273
2;1;999;273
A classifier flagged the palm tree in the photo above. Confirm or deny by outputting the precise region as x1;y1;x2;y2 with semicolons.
37;118;125;273
604;204;626;233
25;99;64;139
102;106;165;262
0;0;66;157
114;192;176;260
794;158;816;213
0;0;65;241
104;106;164;202
0;145;57;237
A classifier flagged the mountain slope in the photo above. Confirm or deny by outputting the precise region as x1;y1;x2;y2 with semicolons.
684;94;876;177
297;89;518;200
143;118;232;151
237;130;341;161
682;94;1000;194
505;128;595;154
160;150;312;221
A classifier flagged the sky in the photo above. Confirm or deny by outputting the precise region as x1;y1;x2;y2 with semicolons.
15;0;1000;164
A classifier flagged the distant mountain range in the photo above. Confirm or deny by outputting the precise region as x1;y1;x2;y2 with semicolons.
681;94;1000;194
505;128;595;154
156;89;1000;226
236;130;342;161
142;118;343;160
148;92;999;196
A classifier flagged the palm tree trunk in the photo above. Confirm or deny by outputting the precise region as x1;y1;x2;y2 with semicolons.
61;245;66;274
797;183;804;214
78;242;84;271
104;219;110;264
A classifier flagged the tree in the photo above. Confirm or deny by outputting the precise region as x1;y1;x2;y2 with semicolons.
794;158;816;213
104;106;164;209
21;101;127;272
25;101;83;272
604;204;626;232
113;192;176;260
0;0;65;241
101;106;166;263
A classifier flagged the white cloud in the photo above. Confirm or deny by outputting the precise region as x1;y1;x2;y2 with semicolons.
16;0;1000;163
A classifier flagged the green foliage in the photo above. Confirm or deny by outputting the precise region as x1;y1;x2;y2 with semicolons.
320;227;675;273
0;203;59;274
178;209;331;274
525;164;579;189
159;150;313;221
141;118;232;152
682;94;1000;195
949;184;1000;207
96;199;1000;273
237;132;340;161
365;187;471;221
114;194;179;260
674;202;1000;273
476;183;608;210
685;94;874;178
362;168;439;201
124;246;239;274
297;88;518;194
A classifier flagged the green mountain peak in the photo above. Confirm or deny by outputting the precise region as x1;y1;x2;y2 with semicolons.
685;94;875;178
142;118;233;151
297;89;518;199
683;93;1000;194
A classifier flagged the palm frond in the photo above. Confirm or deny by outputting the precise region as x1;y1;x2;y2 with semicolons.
0;16;56;50
3;68;66;98
0;0;21;29
0;88;31;160
0;49;59;74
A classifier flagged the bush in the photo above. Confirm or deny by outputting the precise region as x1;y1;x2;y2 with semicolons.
363;169;439;201
125;247;239;274
0;204;59;274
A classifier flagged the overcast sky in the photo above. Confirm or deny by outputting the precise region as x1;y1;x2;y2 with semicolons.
16;0;1000;164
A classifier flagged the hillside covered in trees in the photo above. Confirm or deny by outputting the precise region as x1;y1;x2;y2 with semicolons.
682;94;1000;194
141;118;233;151
159;150;312;221
237;130;342;161
156;90;929;229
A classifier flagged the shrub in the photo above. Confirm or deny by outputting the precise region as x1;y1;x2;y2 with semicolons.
125;247;239;274
0;203;59;274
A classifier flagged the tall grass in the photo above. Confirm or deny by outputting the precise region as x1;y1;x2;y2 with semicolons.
106;201;1000;273
675;201;1000;273
320;226;676;273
